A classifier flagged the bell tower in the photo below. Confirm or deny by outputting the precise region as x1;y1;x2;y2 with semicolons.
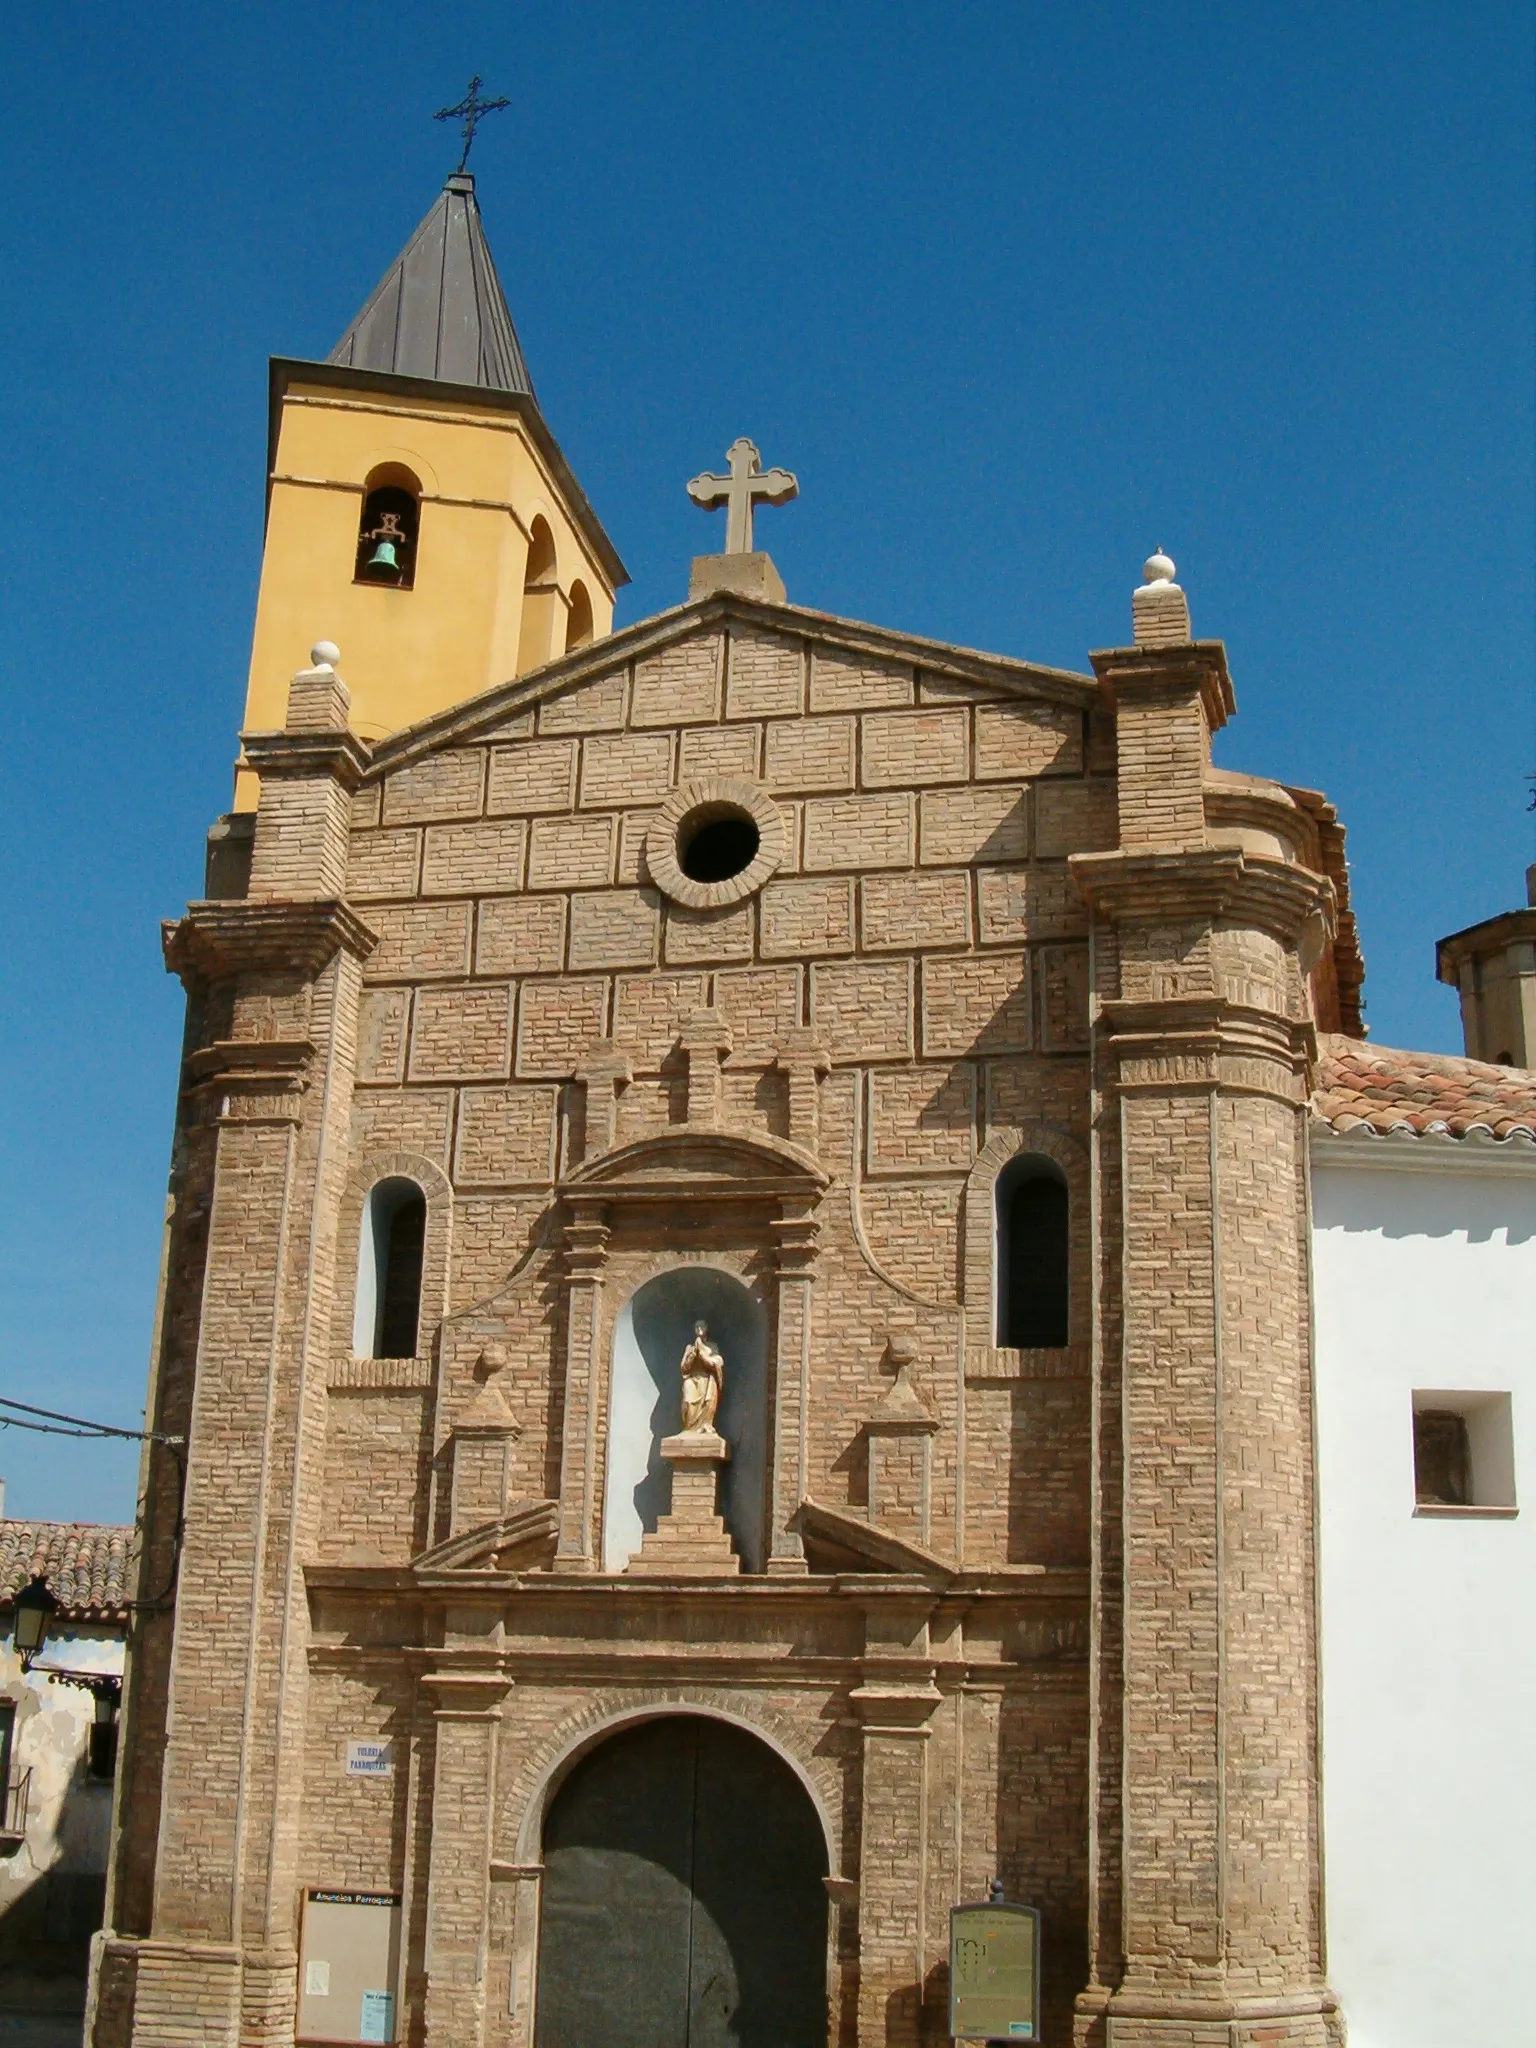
234;171;627;806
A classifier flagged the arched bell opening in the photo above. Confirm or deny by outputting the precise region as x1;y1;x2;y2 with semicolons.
564;577;594;652
354;464;421;587
533;1714;829;2048
516;514;560;671
603;1267;769;1573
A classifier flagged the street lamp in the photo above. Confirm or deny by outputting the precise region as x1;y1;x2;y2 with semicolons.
11;1575;58;1672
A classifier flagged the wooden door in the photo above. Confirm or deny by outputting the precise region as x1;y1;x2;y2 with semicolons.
535;1716;828;2048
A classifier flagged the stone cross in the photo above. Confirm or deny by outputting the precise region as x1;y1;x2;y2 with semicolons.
687;438;798;555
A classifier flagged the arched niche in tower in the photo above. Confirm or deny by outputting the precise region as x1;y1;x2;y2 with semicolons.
603;1267;769;1574
517;514;560;672
354;463;422;588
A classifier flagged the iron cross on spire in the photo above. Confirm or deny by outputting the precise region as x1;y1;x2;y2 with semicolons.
434;75;512;175
687;438;799;555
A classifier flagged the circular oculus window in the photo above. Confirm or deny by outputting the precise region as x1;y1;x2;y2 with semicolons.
644;779;786;909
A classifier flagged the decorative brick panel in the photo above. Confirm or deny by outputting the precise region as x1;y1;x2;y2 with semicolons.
867;1064;978;1172
351;784;381;829
811;959;914;1061
761;877;855;957
357;989;409;1084
632;636;724;726
725;628;804;717
764;716;856;793
381;748;486;824
537;669;627;733
974;702;1083;779
1040;944;1090;1050
803;793;914;871
612;973;708;1070
861;871;971;952
454;1085;560;1182
860;709;969;788
714;965;803;1063
527;813;616;890
809;649;914;711
579;732;674;807
347;828;421;900
977;866;1088;943
679;723;761;781
476;895;567;976
408;984;512;1079
923;953;1032;1056
920;784;1031;867
362;902;472;981
663;901;755;964
421;818;528;896
515;977;607;1077
1035;779;1118;857
858;1181;962;1302
568;889;661;970
617;809;661;883
350;1086;454;1163
486;739;578;815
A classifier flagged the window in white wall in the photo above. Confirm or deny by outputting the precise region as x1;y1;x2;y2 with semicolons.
1411;1391;1517;1516
352;1178;426;1360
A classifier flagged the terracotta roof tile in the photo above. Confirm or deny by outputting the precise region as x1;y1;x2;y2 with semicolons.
1313;1033;1536;1142
0;1518;134;1620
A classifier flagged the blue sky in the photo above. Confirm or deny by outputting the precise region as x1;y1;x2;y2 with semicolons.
1;3;1531;1522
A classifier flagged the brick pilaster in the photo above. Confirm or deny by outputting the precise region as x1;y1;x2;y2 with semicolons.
419;1664;511;2048
1070;627;1337;2048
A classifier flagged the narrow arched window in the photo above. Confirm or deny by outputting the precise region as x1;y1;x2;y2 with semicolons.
996;1156;1068;1348
353;1178;427;1359
354;466;421;588
565;578;594;653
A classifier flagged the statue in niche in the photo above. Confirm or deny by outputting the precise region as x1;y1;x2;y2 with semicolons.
678;1320;725;1434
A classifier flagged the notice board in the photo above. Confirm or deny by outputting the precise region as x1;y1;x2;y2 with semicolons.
297;1889;401;2045
948;1901;1041;2041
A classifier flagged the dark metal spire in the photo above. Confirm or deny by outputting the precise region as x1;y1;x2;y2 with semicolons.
327;174;534;396
434;75;511;176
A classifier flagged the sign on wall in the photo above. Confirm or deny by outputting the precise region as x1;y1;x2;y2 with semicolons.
949;1902;1042;2041
345;1739;393;1777
297;1890;401;2045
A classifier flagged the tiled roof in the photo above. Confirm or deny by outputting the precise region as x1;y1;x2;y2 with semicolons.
0;1519;133;1620
1313;1033;1536;1142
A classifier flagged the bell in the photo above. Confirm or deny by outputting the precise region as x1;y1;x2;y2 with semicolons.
366;537;400;573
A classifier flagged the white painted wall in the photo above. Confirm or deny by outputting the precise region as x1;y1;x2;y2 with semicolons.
1311;1143;1536;2048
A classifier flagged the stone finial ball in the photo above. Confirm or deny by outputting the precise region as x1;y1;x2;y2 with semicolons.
1142;551;1177;586
311;639;341;670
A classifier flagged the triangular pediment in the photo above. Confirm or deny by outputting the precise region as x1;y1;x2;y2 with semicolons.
363;592;1097;783
796;1498;955;1581
412;1500;558;1574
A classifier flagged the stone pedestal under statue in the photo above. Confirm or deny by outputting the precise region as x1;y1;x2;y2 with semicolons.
629;1430;740;1576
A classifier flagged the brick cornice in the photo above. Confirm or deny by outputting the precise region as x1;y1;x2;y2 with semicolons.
1088;637;1235;734
1100;997;1317;1099
162;898;378;984
240;726;372;789
1071;846;1334;949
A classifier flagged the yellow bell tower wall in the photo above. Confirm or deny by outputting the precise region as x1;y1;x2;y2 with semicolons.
234;364;623;808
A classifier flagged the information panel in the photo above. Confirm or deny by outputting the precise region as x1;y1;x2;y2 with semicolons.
297;1889;402;2045
949;1902;1042;2041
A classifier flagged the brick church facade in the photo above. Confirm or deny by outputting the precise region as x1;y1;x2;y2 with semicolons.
93;173;1361;2048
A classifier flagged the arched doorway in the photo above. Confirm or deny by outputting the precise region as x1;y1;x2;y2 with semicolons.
534;1715;829;2048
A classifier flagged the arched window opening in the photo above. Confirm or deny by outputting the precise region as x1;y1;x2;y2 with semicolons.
352;1178;427;1360
565;578;594;653
996;1155;1069;1348
354;466;421;588
517;515;560;672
